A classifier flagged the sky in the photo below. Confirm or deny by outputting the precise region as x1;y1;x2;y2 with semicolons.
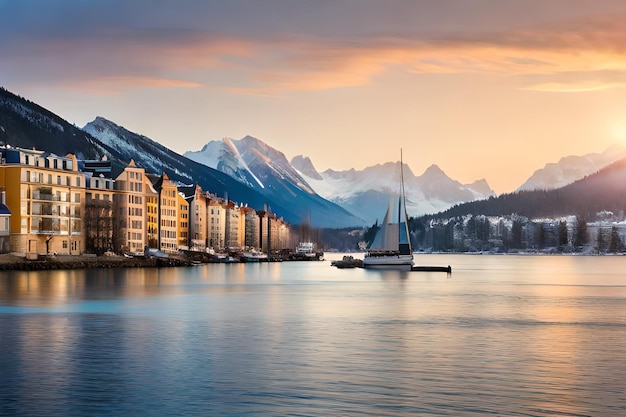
3;0;626;194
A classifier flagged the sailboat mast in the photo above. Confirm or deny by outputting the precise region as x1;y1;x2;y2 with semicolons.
399;149;407;223
399;149;412;254
398;149;402;224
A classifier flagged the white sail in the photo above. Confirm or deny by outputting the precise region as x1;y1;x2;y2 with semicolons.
363;150;413;270
369;197;397;250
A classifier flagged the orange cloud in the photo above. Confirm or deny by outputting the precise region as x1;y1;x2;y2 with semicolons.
14;14;626;95
56;76;202;96
230;15;626;93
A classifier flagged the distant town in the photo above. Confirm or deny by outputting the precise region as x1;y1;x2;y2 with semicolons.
412;212;626;255
0;145;320;262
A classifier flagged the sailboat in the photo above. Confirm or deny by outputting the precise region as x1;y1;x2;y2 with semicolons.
363;150;414;271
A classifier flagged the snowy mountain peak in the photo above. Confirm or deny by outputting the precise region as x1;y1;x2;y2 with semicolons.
517;144;626;191
291;155;322;180
421;164;448;179
466;179;494;197
184;136;316;195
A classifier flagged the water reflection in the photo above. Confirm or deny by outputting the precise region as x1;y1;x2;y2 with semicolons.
1;256;626;415
0;264;287;309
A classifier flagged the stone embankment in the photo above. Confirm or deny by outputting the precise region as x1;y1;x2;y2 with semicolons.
0;253;190;271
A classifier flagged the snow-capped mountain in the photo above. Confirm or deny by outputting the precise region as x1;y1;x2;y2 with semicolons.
184;136;317;195
183;136;363;227
291;155;323;181
294;160;496;224
517;144;626;191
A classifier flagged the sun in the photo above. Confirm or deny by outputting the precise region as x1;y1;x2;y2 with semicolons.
609;124;626;144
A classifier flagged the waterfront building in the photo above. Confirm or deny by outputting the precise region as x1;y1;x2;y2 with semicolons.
0;191;11;253
224;200;241;249
84;173;115;254
177;192;189;250
0;147;85;255
187;185;208;251
114;160;146;255
207;196;225;250
242;206;260;250
144;176;159;249
257;209;281;254
277;217;291;251
153;172;179;254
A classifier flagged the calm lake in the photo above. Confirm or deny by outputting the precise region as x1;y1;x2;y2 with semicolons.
1;254;625;416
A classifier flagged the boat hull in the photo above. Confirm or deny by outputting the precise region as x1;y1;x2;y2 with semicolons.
362;254;414;271
240;252;268;262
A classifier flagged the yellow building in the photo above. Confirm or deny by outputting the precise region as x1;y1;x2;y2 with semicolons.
144;176;159;249
154;172;179;254
177;192;189;250
0;147;85;255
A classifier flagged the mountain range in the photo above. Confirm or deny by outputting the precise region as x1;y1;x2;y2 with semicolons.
184;135;626;224
2;86;625;228
184;138;496;224
292;159;494;224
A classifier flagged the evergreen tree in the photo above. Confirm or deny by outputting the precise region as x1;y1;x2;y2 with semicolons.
558;221;568;247
597;228;607;253
574;216;588;249
537;223;546;249
609;226;623;253
511;220;523;249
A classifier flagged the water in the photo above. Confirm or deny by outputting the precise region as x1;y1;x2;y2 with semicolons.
1;254;626;416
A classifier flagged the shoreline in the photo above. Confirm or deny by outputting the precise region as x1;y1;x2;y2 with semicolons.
0;253;191;271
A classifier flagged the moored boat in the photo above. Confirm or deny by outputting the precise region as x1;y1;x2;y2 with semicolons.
294;241;323;260
240;250;269;262
331;255;363;269
363;150;414;271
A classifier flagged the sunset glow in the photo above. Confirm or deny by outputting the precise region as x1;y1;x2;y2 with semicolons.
3;1;626;193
